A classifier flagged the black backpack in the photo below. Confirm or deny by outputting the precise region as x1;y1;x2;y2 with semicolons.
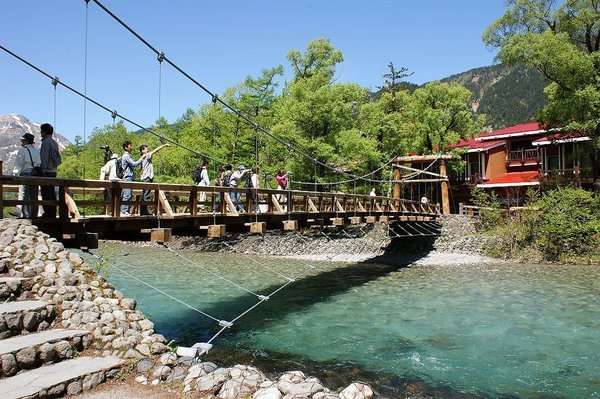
192;166;203;183
222;170;232;187
245;173;253;188
115;157;125;179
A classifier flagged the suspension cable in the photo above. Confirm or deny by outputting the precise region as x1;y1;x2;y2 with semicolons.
0;44;227;166
89;0;403;183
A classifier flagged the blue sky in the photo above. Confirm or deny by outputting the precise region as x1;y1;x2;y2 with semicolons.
1;0;505;141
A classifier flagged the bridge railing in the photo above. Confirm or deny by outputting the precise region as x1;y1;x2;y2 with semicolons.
0;172;441;220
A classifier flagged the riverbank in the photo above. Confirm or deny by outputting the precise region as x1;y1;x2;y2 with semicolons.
0;219;378;399
168;215;496;267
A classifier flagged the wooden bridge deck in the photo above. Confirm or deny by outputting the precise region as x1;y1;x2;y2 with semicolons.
0;174;441;248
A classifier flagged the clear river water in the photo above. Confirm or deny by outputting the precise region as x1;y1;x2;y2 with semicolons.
84;242;600;398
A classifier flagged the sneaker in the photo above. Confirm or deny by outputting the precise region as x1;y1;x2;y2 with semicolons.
120;212;131;217
8;209;22;218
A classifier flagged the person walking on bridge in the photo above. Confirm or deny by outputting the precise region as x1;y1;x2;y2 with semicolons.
13;133;41;218
138;143;169;215
120;140;145;216
39;123;61;218
229;165;250;212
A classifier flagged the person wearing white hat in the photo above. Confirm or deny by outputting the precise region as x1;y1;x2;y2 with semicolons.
13;133;41;218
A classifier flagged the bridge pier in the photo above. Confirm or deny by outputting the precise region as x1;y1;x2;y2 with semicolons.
365;216;376;224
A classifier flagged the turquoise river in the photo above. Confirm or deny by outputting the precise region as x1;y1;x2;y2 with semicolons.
82;243;600;399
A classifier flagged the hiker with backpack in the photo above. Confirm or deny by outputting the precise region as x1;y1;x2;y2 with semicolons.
228;164;250;212
39;123;62;218
120;140;146;216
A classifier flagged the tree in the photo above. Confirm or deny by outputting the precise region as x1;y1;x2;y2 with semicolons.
286;38;343;81
380;62;414;113
408;82;485;153
483;0;600;144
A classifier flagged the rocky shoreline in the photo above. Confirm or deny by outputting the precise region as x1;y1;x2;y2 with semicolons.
167;214;494;267
0;219;379;399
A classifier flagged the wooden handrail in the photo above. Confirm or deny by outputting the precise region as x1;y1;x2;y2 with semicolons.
0;174;442;220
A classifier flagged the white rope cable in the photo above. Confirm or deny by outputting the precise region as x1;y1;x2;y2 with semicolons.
85;250;222;323
162;245;264;298
220;242;296;281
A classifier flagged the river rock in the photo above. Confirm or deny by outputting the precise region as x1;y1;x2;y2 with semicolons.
277;380;324;396
339;383;374;399
195;368;230;392
254;386;283;399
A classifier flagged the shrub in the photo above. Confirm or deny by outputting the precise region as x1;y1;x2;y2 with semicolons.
534;188;600;261
470;187;502;230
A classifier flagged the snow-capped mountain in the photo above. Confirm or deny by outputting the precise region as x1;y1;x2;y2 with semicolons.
0;115;70;173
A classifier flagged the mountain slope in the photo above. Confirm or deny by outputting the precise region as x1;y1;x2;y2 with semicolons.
441;64;549;128
0;115;70;173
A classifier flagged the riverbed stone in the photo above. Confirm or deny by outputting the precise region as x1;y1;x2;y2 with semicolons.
196;368;230;392
256;386;283;399
1;353;17;376
339;383;374;399
16;346;37;369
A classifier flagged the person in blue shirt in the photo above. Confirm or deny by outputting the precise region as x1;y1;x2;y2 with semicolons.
120;141;146;216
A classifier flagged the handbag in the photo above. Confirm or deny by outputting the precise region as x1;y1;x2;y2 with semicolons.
25;147;43;176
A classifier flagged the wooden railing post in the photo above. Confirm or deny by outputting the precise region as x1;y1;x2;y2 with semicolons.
440;159;450;215
58;186;68;220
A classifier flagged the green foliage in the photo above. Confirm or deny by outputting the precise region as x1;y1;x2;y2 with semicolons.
484;0;600;147
57;39;481;194
533;187;600;260
409;82;485;153
470;187;502;230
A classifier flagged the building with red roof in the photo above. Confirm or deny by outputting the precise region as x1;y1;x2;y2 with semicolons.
446;122;594;207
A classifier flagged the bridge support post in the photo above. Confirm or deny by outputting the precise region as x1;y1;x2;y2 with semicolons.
440;159;450;214
349;216;362;224
331;218;344;226
150;228;172;243
283;220;298;231
379;216;390;223
249;222;266;235
207;225;226;238
365;216;376;224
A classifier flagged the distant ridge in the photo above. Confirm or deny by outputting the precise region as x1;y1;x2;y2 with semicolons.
441;64;549;129
0;115;70;172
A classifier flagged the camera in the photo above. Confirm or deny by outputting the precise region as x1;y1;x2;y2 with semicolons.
100;145;112;164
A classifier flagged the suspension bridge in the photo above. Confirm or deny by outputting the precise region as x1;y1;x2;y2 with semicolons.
0;0;449;249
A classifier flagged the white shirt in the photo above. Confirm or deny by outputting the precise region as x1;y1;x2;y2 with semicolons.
421;196;428;204
100;158;121;181
13;144;41;175
198;167;210;186
251;173;259;189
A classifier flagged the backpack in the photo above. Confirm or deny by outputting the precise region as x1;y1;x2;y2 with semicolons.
115;157;125;179
192;166;203;183
245;173;253;188
222;170;232;187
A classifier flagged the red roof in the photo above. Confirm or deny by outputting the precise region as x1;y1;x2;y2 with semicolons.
478;122;547;139
449;137;505;151
479;171;539;187
532;131;590;144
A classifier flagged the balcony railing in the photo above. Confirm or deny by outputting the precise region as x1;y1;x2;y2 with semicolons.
450;173;483;186
539;167;594;183
508;148;541;163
